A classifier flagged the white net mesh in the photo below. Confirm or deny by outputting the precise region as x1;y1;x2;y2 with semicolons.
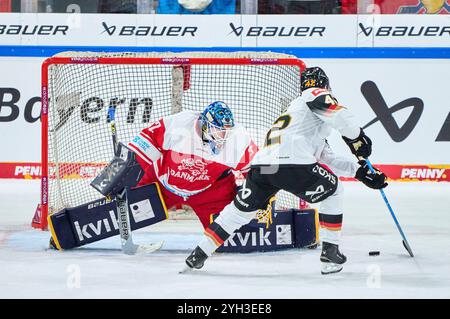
45;51;304;217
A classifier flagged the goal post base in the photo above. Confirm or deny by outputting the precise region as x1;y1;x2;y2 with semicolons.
31;204;48;231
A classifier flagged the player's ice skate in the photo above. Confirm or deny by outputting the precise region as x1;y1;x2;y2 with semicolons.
180;246;208;274
320;242;347;275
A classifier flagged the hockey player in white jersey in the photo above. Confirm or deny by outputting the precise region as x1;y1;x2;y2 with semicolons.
184;67;388;275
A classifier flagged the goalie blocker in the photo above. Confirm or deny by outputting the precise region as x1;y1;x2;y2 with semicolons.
48;183;168;250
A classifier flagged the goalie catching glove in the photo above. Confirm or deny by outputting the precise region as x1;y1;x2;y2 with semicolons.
343;128;372;159
355;161;388;189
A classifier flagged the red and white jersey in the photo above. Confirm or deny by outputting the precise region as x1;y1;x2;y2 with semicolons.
128;111;257;198
252;87;361;177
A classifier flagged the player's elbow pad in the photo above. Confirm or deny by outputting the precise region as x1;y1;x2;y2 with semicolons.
90;142;144;196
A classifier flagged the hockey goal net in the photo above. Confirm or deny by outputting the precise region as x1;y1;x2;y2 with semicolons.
33;51;306;230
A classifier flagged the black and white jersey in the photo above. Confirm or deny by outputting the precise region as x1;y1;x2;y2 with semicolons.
252;87;361;177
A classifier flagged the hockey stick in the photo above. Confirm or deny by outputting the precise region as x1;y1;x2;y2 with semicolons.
365;159;414;257
107;102;163;255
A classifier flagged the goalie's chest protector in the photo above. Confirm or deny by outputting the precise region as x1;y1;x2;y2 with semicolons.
155;112;253;195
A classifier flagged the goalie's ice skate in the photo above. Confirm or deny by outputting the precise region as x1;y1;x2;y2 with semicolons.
320;242;347;275
49;237;57;250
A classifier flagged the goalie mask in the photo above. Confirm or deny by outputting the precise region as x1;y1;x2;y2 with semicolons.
200;101;235;154
301;67;330;91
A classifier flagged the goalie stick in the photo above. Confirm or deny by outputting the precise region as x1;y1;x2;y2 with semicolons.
107;102;163;255
365;159;414;257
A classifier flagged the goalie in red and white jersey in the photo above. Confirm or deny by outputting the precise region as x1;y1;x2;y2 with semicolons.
128;101;258;229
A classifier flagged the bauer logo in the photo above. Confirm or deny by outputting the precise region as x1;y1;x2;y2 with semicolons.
228;22;325;37
100;22;197;37
361;81;424;142
41;86;48;115
87;198;112;210
361;80;450;142
41;177;48;205
161;58;190;64
71;57;99;63
358;22;450;37
250;58;279;64
0;24;69;36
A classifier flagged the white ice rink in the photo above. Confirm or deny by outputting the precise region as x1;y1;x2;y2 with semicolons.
0;179;449;299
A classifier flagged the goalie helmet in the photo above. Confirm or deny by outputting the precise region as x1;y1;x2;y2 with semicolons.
200;101;235;154
301;67;330;91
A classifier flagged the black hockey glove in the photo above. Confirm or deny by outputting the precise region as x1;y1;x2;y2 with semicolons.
343;129;372;159
355;161;388;189
90;142;144;196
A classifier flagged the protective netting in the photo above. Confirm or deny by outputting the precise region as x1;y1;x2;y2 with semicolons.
45;51;304;217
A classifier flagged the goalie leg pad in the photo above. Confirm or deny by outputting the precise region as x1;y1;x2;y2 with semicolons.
48;183;168;250
215;208;318;253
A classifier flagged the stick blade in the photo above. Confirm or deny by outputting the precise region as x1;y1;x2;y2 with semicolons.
402;240;415;257
136;241;164;254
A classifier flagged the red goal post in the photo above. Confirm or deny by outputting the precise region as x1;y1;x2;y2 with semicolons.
34;51;306;230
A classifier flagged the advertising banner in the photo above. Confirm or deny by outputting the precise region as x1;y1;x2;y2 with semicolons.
356;14;450;47
0;13;449;47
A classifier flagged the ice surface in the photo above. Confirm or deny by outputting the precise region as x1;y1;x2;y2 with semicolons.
0;179;449;298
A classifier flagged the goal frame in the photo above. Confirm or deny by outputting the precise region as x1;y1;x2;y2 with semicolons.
35;54;306;231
